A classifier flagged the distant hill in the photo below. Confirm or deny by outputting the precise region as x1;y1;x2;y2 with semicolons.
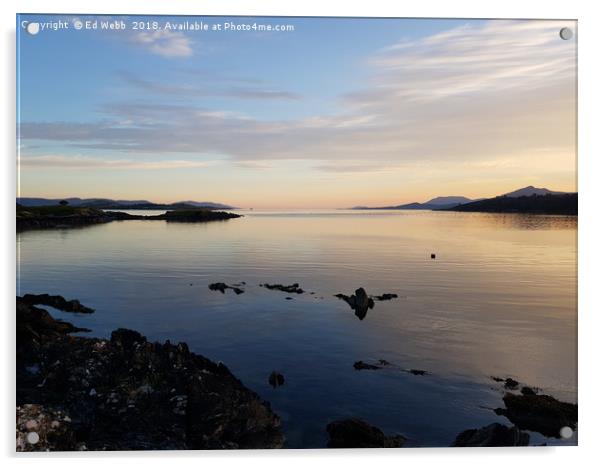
503;186;566;198
425;196;473;206
352;196;474;210
16;197;235;210
446;192;577;215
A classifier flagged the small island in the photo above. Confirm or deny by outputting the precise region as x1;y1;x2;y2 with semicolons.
16;204;241;231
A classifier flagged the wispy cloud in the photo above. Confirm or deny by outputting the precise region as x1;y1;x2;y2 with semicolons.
20;155;214;170
128;29;193;58
118;72;302;100
20;20;576;178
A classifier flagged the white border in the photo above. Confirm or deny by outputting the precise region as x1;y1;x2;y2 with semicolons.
3;1;601;465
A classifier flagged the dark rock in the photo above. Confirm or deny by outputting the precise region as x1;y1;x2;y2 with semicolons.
158;209;241;223
17;404;81;451
261;283;304;294
285;297;293;300
431;253;436;259
496;392;577;438
353;361;382;370
521;386;538;396
406;369;428;376
110;328;147;350
451;423;530;447
504;378;520;390
21;294;95;313
335;288;375;320
208;283;244;295
371;293;398;301
268;371;285;388
326;418;405;448
16;298;284;450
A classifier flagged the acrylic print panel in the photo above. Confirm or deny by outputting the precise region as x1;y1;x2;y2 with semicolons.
16;14;577;451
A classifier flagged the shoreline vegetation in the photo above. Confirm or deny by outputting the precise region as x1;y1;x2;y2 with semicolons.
16;204;241;231
16;291;577;450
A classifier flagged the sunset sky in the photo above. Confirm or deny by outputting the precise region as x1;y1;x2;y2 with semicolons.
17;16;577;208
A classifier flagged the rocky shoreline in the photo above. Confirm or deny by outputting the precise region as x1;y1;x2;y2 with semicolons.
16;289;578;450
16;297;283;451
16;205;241;231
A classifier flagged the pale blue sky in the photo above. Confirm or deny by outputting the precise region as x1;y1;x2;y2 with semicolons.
17;15;576;207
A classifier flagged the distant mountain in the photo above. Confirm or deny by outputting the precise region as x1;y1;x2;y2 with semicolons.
180;201;234;209
352;196;473;211
502;186;566;198
424;196;473;206
16;197;235;210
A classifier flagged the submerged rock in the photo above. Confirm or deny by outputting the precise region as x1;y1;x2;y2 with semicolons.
371;293;398;301
353;360;428;376
335;288;375;320
491;376;520;390
20;293;95;313
208;282;244;295
451;422;529;447
268;371;285;388
260;283;304;294
16;298;284;450
496;392;577;438
326;418;405;448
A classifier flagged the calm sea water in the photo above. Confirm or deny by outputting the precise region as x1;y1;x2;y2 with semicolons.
16;210;577;447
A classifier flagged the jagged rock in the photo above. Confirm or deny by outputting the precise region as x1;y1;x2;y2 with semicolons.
335;288;375;320
326;418;405;448
21;294;95;313
208;283;244;295
406;369;428;376
451;423;529;447
261;283;304;294
496;392;577;438
16;298;284;450
268;371;285;388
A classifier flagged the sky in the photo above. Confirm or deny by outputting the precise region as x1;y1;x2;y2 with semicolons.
17;15;577;208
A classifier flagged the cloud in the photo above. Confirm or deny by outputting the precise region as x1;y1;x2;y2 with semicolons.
20;20;576;178
118;72;302;101
19;155;214;170
128;29;193;58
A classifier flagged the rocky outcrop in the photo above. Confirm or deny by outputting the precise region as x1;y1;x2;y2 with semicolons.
326;418;405;448
158;210;241;222
451;423;529;447
335;288;374;320
260;283;304;294
16;298;284;450
208;283;245;295
21;294;95;313
268;372;285;388
495;392;577;438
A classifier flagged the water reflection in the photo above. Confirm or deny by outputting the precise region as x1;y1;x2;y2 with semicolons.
16;209;577;447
